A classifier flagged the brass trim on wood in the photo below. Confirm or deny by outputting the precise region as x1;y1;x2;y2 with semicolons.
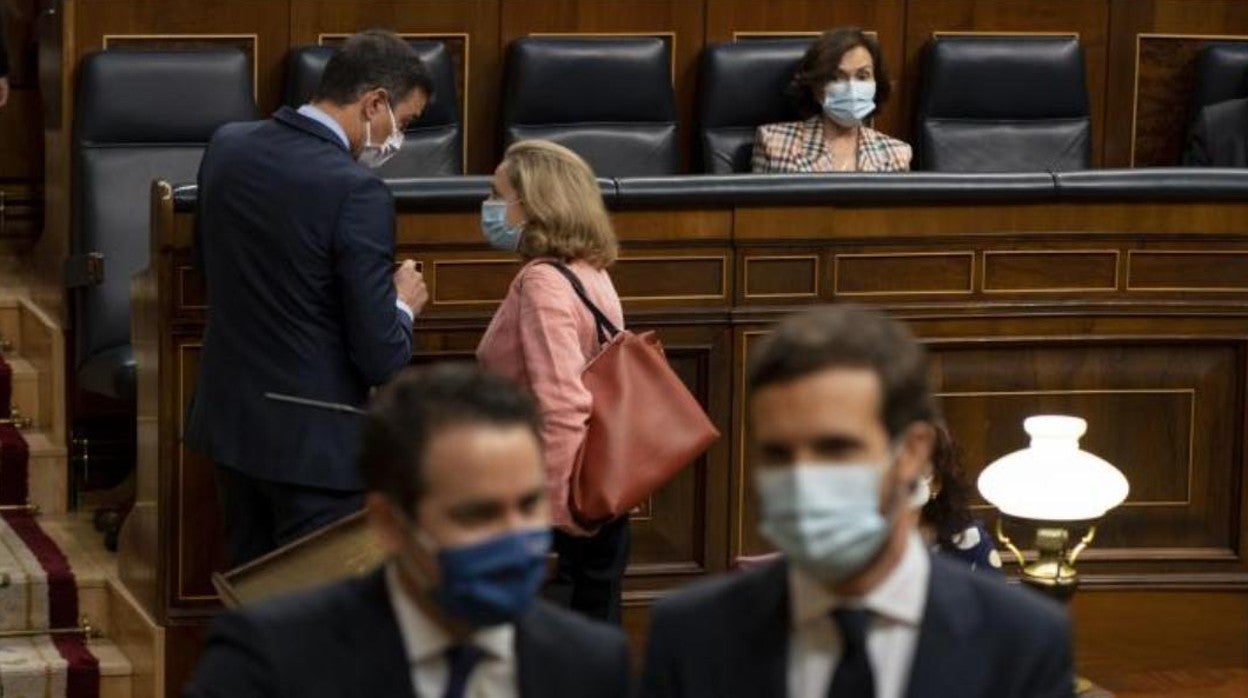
101;33;260;103
936;388;1196;507
430;258;518;306
616;254;730;302
318;32;471;174
177;341;217;602
1126;249;1248;292
931;31;1080;39
742;254;820;300
981;249;1121;294
832;251;975;297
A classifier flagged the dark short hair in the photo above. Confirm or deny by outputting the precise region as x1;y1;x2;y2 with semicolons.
357;363;542;515
921;422;975;539
312;29;435;107
788;27;891;119
747;304;935;439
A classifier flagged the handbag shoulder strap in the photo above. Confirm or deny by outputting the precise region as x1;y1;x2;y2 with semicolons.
541;261;620;345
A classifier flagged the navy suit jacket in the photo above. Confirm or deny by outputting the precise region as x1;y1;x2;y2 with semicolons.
185;107;412;490
642;554;1074;698
1183;97;1248;167
182;568;632;698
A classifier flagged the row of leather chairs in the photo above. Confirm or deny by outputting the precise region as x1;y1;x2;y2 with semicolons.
67;35;1248;412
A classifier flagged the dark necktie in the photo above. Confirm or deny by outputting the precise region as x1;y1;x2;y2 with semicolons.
828;608;876;698
443;644;485;698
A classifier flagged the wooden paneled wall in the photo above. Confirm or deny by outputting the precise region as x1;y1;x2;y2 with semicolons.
127;183;1248;692
0;1;46;266
24;0;1248;315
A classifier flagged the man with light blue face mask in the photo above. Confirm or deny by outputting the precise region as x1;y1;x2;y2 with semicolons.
642;305;1074;698
185;364;631;698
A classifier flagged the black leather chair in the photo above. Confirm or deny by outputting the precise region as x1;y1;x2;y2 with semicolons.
914;35;1091;172
502;37;679;176
696;39;808;174
72;49;256;403
1192;43;1248;112
283;42;463;176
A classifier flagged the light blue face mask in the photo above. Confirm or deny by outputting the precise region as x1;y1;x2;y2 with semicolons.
822;79;877;128
481;199;524;252
754;456;898;584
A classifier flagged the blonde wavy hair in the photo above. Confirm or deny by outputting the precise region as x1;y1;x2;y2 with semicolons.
502;140;618;268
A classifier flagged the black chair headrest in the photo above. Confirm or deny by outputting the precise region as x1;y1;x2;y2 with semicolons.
697;39;808;128
504;37;675;125
1192;42;1248;111
920;35;1089;119
75;48;256;144
282;41;460;129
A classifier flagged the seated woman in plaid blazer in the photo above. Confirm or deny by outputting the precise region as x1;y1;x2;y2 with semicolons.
752;28;911;173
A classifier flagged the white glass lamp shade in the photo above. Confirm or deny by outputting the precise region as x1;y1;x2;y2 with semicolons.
977;415;1130;521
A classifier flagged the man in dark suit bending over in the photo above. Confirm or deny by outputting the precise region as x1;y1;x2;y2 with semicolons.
186;30;431;565
642;305;1075;698
184;364;631;698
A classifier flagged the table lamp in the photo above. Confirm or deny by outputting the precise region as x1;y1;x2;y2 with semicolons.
977;415;1129;694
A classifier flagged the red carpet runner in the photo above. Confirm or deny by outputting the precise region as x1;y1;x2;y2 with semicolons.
0;353;99;697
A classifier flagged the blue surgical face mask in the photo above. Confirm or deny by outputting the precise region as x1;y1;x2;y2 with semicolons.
404;524;551;627
481;199;524;252
754;456;899;584
822;79;877;128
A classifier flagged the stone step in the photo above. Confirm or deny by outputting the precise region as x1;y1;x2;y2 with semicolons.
0;295;19;354
94;636;134;698
5;355;41;428
23;430;69;515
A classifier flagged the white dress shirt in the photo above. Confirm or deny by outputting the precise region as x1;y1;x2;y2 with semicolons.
786;532;930;698
296;103;414;323
385;565;519;698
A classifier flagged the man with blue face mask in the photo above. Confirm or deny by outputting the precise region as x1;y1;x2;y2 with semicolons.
187;30;433;567
185;363;631;698
642;305;1074;698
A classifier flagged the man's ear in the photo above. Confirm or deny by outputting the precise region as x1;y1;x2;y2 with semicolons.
366;492;405;557
361;87;388;119
898;420;936;482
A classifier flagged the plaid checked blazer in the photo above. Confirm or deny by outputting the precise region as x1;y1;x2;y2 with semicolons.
751;117;912;173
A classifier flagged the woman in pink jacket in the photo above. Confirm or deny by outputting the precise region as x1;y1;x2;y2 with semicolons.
476;140;628;622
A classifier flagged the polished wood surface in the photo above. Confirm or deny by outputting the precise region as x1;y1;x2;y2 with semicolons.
24;0;1248;315
126;183;1248;692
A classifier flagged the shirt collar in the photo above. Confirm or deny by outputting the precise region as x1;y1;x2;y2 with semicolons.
384;563;515;664
296;103;350;150
789;531;930;628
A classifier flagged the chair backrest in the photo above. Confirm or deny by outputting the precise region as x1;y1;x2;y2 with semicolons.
502;37;679;176
1191;43;1248;118
914;35;1090;172
282;41;463;176
72;48;256;375
696;39;808;174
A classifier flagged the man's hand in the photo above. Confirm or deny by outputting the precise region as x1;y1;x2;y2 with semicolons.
0;77;11;109
394;259;428;316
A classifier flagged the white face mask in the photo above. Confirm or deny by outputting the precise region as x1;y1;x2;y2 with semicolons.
754;453;903;584
910;473;933;509
358;102;404;169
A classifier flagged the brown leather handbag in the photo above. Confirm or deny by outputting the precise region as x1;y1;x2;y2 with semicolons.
545;262;720;526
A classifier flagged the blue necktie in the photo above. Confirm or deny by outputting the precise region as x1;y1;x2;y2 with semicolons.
828;608;875;698
443;644;485;698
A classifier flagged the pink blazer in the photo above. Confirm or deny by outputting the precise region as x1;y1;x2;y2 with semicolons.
477;258;625;531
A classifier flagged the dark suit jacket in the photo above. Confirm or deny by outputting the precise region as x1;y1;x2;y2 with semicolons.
642;554;1074;698
185;106;412;490
183;567;632;698
1183;97;1248;167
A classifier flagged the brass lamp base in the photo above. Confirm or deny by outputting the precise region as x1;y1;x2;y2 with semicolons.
994;517;1103;696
